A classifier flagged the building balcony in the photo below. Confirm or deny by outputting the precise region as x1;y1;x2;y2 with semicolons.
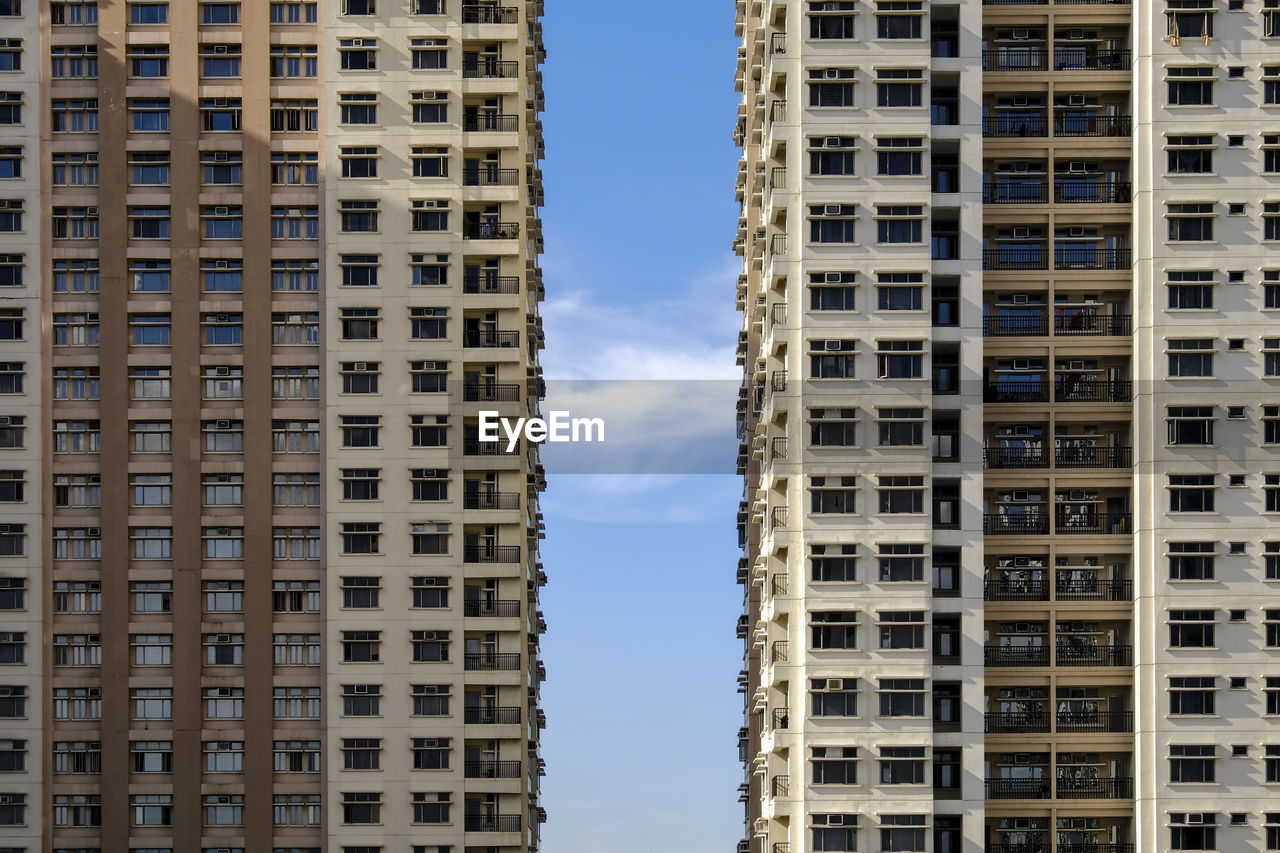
772;707;790;729
982;446;1132;469
986;642;1132;667
983;512;1132;536
465;814;522;832
1054;379;1131;403
464;168;521;187
463;275;521;294
984;708;1133;733
463;599;521;617
771;640;789;663
985;778;1051;799
981;182;1132;204
465;760;522;778
463;114;520;132
984;711;1051;733
984;776;1133;799
463;545;522;563
463;221;521;239
983;115;1131;138
463;491;521;510
463;329;520;348
463;652;522;671
462;60;520;79
462;4;518;22
982;248;1132;271
464;382;522;402
981;49;1129;72
1056;708;1133;732
464;706;522;724
984;576;1132;602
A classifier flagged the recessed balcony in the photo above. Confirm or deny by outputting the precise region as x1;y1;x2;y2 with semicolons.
463;329;520;348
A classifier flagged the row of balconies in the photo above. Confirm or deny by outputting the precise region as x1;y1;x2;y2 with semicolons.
984;642;1133;666
983;313;1131;337
985;709;1133;733
985;776;1132;799
983;511;1131;536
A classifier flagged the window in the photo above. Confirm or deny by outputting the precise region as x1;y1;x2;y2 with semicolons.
811;677;858;717
0;40;18;72
204;581;243;612
342;684;381;716
273;366;319;399
1171;676;1216;714
54;687;100;720
131;633;171;666
881;815;926;852
0;201;18;234
411;576;449;608
271;0;316;21
411;37;447;69
52;313;98;348
0;631;22;662
204;633;243;666
1167;135;1214;174
876;0;923;38
201;258;241;292
0;362;19;394
339;788;383;821
410;307;447;339
809;136;856;175
342;521;380;555
271;151;317;185
878;476;925;514
273;312;319;345
270;99;318;132
271;259;318;291
411;683;450;716
810;0;856;38
204;740;244;773
340;146;378;178
201;205;242;239
1168;67;1215;105
411;629;450;661
52;525;101;559
203;794;244;827
200;97;241;131
340;199;379;232
877;340;924;378
411;199;449;231
51;45;97;79
411;145;450;178
1171;609;1216;647
203;526;243;559
1170;814;1216;850
128;45;168;77
1170;542;1216;580
1167;270;1214;309
809;270;856;309
878;136;924;175
132;582;171;613
342;631;380;663
811;610;858;649
271;206;319;240
0;416;22;448
879;610;926;649
273;527;320;559
341;416;380;448
129;259;170;293
271;44;316;78
880;746;926;784
273;633;321;666
0;93;18;126
877;407;925;446
1168;338;1214;376
273;793;321;827
1170;474;1215;512
812;746;858;784
809;203;857;243
1266;609;1280;646
810;408;857;447
339;92;377;124
55;794;99;827
129;0;167;22
411;792;450;825
810;475;857;514
339;38;377;70
411;90;448;123
412;414;448;445
810;339;856;377
0;255;19;288
1;740;28;774
879;543;925;582
272;581;320;613
203;366;242;399
1167;203;1214;241
411;738;450;770
410;468;449;501
341;576;380;609
0;146;17;179
131;474;171;507
51;205;98;239
877;68;924;107
272;740;320;774
1167;406;1214;445
342;738;380;770
273;686;320;718
808;67;856;107
0;578;23;609
1267;203;1280;243
200;43;240;78
411;523;448;555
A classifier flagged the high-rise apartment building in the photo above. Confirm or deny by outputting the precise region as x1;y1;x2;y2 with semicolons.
735;0;1279;851
0;0;548;849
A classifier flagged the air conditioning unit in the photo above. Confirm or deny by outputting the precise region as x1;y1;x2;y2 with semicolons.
215;420;231;430
1013;293;1029;304
1013;28;1030;39
1014;424;1030;435
87;527;100;536
85;153;98;163
215;260;229;269
825;271;844;283
213;44;228;54
214;206;229;216
217;527;231;535
824;204;843;215
88;475;100;484
1013;226;1030;238
1013;161;1029;173
352;362;368;371
825;679;843;690
351;38;365;47
0;525;12;534
214;151;229;162
215;366;231;376
1068;161;1087;173
1069;489;1086;500
216;687;234;697
824;340;843;351
825;136;842;147
1187;814;1206;825
1014;753;1031;763
1013;96;1029;107
217;633;232;643
825;68;840;78
214;98;228;107
215;313;229;323
1014;556;1030;566
86;207;98;216
1013;358;1031;370
1068;226;1086;237
217;796;233;805
1013;490;1030;501
1069;94;1086;106
0;417;10;427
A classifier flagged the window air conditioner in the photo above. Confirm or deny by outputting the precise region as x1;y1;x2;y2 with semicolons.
1013;293;1029;304
351;38;365;47
825;136;842;147
825;272;844;283
214;151;229;161
1069;94;1086;106
352;362;367;371
1013;161;1029;173
215;260;229;269
1069;29;1085;39
1013;358;1030;370
1013;96;1029;107
1068;226;1086;237
1014;425;1030;435
1068;161;1087;173
1013;226;1030;238
217;633;232;643
824;204;843;215
824;340;843;351
1012;490;1030;501
214;44;228;54
214;206;229;216
1013;28;1030;39
825;68;840;78
87;527;100;536
215;366;231;376
215;420;231;430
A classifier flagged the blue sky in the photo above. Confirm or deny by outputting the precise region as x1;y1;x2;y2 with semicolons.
536;1;745;850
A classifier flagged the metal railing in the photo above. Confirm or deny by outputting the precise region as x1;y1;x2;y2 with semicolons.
1055;114;1132;137
769;233;787;255
1054;181;1132;203
463;114;519;132
770;506;788;528
771;371;787;392
1054;511;1133;535
984;576;1131;601
463;492;520;510
984;383;1050;403
464;599;521;617
1056;577;1132;601
465;760;522;778
983;447;1048;468
1054;445;1132;468
1054;379;1132;402
463;383;521;402
984;578;1051;601
464;814;522;832
982;115;1048;138
463;275;521;294
1055;247;1132;270
464;440;512;456
464;705;522;724
771;573;789;597
771;640;789;663
463;167;520;186
769;436;788;462
461;4;518;23
1054;313;1132;335
770;303;787;326
463;221;521;239
770;33;787;54
462;60;519;78
985;777;1052;799
1056;642;1132;666
983;182;1049;204
983;49;1049;72
984;315;1050;336
772;707;790;730
769;100;787;123
1055;776;1133;798
463;329;520;348
984;711;1051;733
1053;48;1130;71
983;250;1050;270
463;652;521;670
463;545;521;563
1056;709;1134;732
770;775;790;797
769;167;786;192
984;644;1051;666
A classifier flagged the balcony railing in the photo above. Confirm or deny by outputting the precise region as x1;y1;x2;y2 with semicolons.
984;383;1050;403
983;514;1050;535
1053;48;1130;71
985;577;1132;601
983;182;1049;204
463;329;520;348
463;114;519;132
1055;511;1133;535
771;32;787;54
462;4;518;23
770;506;788;528
1054;379;1132;402
1055;114;1132;137
984;315;1050;336
464;705;522;724
463;652;522;670
463;546;521;563
771;573;789;597
463;221;521;239
1054;313;1132;335
463;275;521;294
984;578;1051;601
983;50;1049;72
1054;445;1132;468
982;114;1132;137
463;383;521;402
771;371;787;392
773;844;791;853
1055;776;1133;798
462;60;519;79
464;814;522;832
464;440;511;456
463;491;521;510
985;777;1052;799
1056;709;1134;732
772;707;790;729
769;100;787;123
771;640;789;663
985;711;1052;733
1054;181;1132;204
985;644;1051;666
464;168;520;186
982;115;1048;138
770;233;787;255
1056;642;1132;666
983;447;1048;468
988;846;1051;853
1060;845;1134;853
465;760;522;778
463;599;521;617
983;249;1050;270
770;775;790;797
1056;247;1132;269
